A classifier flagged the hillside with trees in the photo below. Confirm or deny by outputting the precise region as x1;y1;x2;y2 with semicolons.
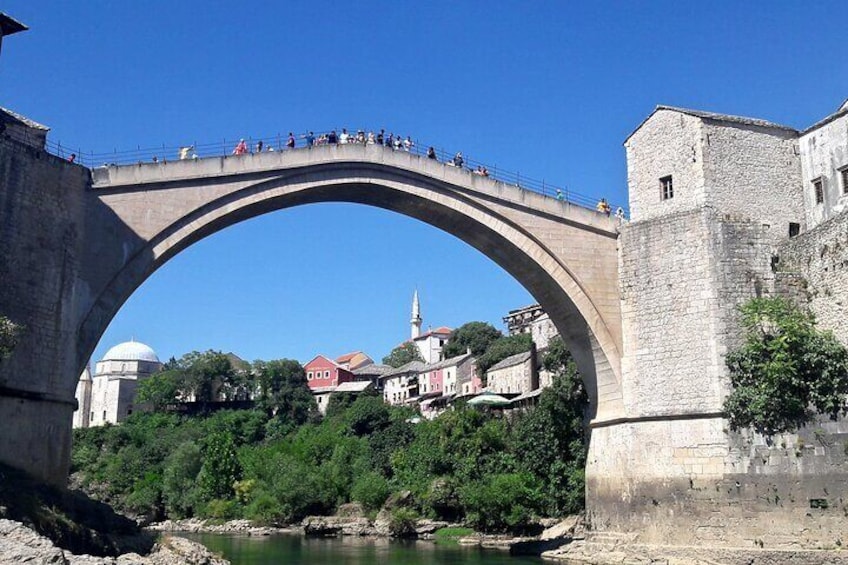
72;340;587;533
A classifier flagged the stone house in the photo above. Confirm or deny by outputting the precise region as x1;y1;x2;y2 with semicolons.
485;349;538;395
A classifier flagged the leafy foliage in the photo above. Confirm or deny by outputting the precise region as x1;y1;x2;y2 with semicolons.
252;359;316;421
73;345;589;534
477;333;533;376
724;297;848;435
514;337;587;515
0;315;22;360
442;321;502;359
460;473;542;533
382;341;424;368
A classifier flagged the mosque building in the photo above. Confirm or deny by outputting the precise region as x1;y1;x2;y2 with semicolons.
73;339;162;428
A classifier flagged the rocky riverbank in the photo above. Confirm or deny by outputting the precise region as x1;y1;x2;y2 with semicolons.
146;511;583;554
0;519;229;565
541;534;848;565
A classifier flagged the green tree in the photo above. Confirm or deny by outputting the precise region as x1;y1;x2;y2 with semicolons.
514;337;588;515
477;333;533;376
442;321;501;359
136;370;183;410
0;315;22;360
343;395;391;436
382;342;424;368
181;350;236;403
724;297;848;435
197;431;241;504
253;359;316;424
162;441;203;518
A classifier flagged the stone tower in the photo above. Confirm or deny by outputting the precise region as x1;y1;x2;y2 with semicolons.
72;365;92;429
410;290;422;340
593;101;848;549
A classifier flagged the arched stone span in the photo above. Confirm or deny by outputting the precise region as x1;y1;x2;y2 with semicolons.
0;142;623;484
82;144;623;424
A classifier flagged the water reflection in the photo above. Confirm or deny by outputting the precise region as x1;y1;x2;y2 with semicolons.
188;533;545;565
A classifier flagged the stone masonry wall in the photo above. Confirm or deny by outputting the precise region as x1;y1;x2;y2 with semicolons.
625;110;705;222
618;208;773;416
702;120;804;243
0;138;90;483
777;209;848;349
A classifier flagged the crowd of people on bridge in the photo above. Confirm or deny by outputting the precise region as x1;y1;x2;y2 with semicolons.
157;128;626;219
227;129;418;155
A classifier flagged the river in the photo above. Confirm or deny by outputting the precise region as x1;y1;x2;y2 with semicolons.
188;533;546;564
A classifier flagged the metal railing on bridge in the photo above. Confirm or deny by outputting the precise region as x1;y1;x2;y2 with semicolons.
43;130;618;213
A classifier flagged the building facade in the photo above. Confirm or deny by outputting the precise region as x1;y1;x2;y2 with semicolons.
485;350;537;395
73;340;162;428
503;303;559;350
304;354;356;390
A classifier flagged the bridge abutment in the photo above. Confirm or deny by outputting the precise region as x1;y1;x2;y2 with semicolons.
0;395;73;482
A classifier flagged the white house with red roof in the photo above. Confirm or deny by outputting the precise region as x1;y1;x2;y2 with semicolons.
407;290;451;363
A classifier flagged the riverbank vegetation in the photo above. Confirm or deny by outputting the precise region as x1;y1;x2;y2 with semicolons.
724;297;848;435
72;338;587;534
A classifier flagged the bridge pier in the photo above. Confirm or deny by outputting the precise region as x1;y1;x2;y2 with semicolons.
0;394;73;483
587;415;848;548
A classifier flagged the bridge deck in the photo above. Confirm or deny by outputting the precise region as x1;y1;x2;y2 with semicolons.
91;143;619;236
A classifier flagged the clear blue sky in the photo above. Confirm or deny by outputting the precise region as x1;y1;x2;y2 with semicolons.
3;1;846;366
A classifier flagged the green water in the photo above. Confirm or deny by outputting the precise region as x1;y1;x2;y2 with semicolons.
188;533;545;565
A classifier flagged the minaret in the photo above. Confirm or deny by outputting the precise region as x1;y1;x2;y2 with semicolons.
73;364;92;429
410;290;422;340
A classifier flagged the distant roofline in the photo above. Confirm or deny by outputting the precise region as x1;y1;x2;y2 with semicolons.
801;101;848;135
487;350;532;372
0;106;49;131
624;104;798;145
0;13;28;37
304;354;342;369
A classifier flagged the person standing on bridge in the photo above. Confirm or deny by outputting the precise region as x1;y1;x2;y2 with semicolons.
233;139;248;156
255;140;263;153
328;130;338;144
427;146;437;160
287;133;296;149
304;131;315;147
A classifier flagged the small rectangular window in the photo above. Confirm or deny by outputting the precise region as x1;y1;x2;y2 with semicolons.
660;175;673;200
324;370;330;378
841;167;848;195
789;222;800;237
307;372;313;380
813;178;824;205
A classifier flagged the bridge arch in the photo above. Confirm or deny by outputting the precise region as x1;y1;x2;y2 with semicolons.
82;147;623;423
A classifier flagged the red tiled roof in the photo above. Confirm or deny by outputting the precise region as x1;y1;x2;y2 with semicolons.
335;351;360;363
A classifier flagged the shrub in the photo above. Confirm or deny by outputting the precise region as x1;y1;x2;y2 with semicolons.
724;297;848;435
351;472;390;512
388;507;419;537
460;473;542;533
202;498;241;520
245;492;285;526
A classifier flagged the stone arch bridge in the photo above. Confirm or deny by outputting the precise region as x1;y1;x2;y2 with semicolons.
0;141;623;484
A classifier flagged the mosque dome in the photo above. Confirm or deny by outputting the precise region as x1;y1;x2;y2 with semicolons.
101;340;160;363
